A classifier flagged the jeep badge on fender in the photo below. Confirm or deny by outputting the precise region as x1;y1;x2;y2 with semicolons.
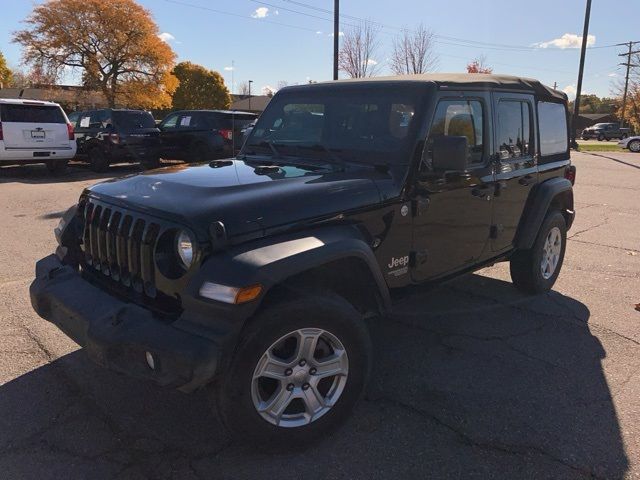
30;74;575;448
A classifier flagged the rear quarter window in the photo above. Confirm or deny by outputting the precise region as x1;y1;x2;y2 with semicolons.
537;101;568;159
0;104;66;123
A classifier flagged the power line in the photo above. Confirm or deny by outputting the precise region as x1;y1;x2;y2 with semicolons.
618;41;640;127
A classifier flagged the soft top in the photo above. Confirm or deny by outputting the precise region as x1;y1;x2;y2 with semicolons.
288;73;566;102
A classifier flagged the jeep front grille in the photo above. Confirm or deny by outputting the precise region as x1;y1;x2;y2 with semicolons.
81;200;160;298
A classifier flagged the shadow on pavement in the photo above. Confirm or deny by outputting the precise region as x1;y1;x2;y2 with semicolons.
0;162;142;185
0;274;628;479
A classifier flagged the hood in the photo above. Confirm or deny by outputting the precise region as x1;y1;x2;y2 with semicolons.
85;158;385;239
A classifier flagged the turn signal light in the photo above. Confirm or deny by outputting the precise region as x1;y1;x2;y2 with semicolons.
235;285;263;304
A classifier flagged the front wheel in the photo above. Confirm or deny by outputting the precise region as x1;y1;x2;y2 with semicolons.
510;210;567;294
215;295;371;448
628;139;640;152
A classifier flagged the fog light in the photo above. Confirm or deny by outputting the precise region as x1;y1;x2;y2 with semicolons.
145;351;156;370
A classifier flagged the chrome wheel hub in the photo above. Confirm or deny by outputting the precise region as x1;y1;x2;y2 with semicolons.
251;328;349;428
541;226;562;280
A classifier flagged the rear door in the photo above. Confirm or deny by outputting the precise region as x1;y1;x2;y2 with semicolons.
490;92;538;253
112;111;160;157
158;112;181;158
0;103;70;149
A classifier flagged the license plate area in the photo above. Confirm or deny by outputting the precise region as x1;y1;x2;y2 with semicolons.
33;151;51;157
31;130;46;139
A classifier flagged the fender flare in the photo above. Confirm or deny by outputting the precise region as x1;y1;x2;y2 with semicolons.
187;225;391;315
515;177;573;250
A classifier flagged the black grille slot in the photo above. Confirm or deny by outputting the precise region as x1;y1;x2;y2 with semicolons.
81;200;160;300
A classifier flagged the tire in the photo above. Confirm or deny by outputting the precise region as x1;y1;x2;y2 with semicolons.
597;134;604;141
605;136;610;142
140;157;161;170
88;147;109;172
45;159;68;174
628;139;640;152
510;210;567;294
215;294;371;448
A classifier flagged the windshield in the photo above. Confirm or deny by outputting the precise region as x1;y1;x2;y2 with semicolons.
113;111;156;130
244;85;426;165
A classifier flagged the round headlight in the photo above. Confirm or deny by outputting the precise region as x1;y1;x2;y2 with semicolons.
176;230;194;269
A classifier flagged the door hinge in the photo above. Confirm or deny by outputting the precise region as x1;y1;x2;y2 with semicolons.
490;224;504;239
413;197;430;217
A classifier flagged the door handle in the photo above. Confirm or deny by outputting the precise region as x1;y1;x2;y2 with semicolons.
519;175;534;186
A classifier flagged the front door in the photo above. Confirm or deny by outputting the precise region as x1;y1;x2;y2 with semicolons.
412;92;495;281
491;92;538;253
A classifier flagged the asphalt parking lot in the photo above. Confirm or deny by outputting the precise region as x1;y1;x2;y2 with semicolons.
0;151;639;479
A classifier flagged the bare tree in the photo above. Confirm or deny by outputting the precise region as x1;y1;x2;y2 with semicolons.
237;81;251;96
390;24;438;75
338;22;381;78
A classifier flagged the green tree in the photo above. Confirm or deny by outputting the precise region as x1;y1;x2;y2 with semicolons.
0;51;13;88
171;62;230;110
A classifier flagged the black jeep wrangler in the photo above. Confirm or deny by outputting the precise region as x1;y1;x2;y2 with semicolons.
30;74;575;446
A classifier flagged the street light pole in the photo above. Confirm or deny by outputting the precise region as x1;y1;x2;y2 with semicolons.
248;80;253;111
571;0;592;149
333;0;339;80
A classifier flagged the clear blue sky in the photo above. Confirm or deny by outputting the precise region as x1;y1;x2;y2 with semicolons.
0;0;634;99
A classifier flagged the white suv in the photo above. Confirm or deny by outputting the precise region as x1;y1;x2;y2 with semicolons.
0;98;77;173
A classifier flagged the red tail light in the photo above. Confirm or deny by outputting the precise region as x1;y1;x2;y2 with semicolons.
67;123;74;140
564;165;576;185
0;122;3;141
218;129;233;140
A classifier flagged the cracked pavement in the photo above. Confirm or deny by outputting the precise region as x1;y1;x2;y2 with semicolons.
0;152;639;479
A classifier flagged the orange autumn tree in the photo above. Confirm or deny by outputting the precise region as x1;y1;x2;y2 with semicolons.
466;56;493;74
13;0;177;109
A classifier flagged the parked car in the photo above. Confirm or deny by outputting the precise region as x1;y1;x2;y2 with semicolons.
581;122;630;141
0;98;76;173
158;110;257;162
31;74;575;447
618;135;640;152
73;109;161;172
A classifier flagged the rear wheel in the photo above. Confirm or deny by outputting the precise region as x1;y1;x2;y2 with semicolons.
510;210;567;294
45;159;68;174
628;139;640;152
88;147;109;172
215;294;371;448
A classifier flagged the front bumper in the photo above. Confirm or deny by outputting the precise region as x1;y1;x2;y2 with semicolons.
30;254;219;392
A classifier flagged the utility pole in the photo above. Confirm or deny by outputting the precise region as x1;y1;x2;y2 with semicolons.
553;82;557;90
617;41;640;128
571;0;592;149
248;80;253;111
333;0;339;80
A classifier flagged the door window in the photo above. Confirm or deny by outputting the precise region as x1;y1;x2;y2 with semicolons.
161;113;180;129
497;100;532;160
425;99;484;167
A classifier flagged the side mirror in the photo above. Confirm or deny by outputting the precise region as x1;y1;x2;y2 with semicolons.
432;136;468;172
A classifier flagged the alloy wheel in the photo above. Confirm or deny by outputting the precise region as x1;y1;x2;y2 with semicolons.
251;328;349;428
541;226;562;280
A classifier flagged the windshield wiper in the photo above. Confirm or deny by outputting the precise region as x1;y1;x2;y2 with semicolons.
295;143;345;170
244;140;283;158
